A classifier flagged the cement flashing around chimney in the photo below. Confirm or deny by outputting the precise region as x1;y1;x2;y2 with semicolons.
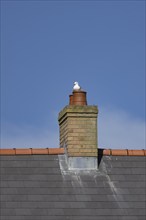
58;154;98;172
60;143;98;170
68;157;97;170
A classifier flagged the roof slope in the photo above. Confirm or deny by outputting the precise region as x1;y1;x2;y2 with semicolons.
0;152;146;220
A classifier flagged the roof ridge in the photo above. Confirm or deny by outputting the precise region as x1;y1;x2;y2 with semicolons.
101;149;146;156
0;148;64;155
0;148;145;156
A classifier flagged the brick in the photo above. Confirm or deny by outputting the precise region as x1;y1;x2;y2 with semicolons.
75;137;86;142
67;137;74;141
67;114;97;119
74;136;96;142
67;120;94;125
67;140;96;145
68;144;97;149
69;129;96;134
67;125;96;130
68;129;74;133
67;124;85;129
69;152;97;157
79;149;97;153
68;148;80;153
67;145;80;150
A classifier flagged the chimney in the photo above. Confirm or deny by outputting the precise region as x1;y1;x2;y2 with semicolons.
58;82;98;169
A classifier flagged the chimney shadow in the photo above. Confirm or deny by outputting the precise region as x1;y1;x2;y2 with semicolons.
98;148;104;167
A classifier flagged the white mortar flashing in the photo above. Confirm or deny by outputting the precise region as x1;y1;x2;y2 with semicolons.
68;157;98;170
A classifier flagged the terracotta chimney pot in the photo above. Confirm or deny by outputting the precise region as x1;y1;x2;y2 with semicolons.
69;94;74;105
72;90;87;106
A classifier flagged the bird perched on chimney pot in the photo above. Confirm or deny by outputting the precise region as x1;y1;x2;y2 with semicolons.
73;82;81;91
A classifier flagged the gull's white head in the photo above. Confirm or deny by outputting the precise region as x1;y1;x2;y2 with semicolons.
73;81;81;90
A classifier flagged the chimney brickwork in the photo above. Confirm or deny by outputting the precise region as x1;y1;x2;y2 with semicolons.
58;105;98;157
58;83;98;169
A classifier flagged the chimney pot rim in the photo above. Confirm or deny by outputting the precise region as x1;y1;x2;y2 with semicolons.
73;90;86;93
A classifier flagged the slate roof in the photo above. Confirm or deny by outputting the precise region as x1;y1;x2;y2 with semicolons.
0;148;146;220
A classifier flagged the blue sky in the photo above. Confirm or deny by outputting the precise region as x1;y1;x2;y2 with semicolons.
1;0;145;149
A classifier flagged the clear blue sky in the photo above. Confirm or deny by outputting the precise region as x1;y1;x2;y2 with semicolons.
1;0;145;149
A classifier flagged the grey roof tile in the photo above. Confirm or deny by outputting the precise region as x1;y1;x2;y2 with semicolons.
0;154;146;220
1;217;146;220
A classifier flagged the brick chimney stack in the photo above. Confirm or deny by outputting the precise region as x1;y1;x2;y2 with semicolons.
58;82;98;169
